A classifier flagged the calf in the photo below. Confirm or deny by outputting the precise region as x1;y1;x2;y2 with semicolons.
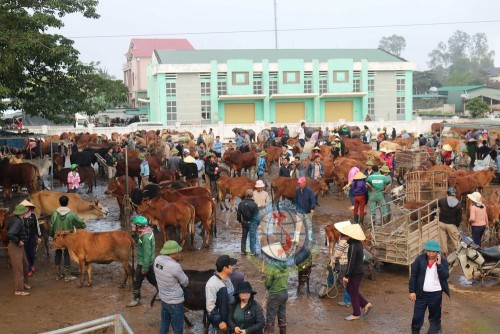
51;230;134;288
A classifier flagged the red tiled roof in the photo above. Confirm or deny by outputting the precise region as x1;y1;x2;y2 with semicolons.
128;38;194;58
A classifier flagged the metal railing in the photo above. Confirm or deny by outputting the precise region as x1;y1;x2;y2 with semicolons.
40;314;134;334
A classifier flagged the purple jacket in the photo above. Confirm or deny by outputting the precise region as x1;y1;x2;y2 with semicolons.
352;179;368;196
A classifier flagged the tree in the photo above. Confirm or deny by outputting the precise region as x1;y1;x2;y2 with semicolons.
413;70;442;94
378;35;406;57
0;1;127;122
466;97;489;118
428;30;495;86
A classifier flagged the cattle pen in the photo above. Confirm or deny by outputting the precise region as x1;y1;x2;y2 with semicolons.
394;149;440;185
369;197;441;275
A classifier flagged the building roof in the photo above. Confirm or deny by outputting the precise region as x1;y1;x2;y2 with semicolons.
129;39;194;58
485;67;500;76
413;94;447;98
437;85;483;92
154;48;408;64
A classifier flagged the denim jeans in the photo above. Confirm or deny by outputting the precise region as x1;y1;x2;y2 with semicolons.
241;224;249;253
249;222;258;254
160;301;184;334
411;291;442;333
55;249;71;268
471;225;486;247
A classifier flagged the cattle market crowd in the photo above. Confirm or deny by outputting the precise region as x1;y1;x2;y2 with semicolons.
1;121;500;334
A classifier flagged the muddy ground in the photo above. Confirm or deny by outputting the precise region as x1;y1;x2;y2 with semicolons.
0;173;499;334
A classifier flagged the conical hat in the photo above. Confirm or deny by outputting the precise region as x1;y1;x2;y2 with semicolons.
333;221;352;235
19;199;36;208
261;242;287;260
353;172;367;180
442;144;453;152
184;155;195;163
343;224;366;241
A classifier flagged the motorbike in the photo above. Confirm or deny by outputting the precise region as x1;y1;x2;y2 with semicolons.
448;232;500;282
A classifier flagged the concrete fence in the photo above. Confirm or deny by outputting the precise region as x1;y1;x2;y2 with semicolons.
25;117;477;142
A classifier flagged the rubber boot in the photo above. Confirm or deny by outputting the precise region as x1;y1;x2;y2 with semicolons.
359;217;364;226
64;268;77;282
353;215;358;224
278;317;287;334
56;266;64;281
264;322;275;334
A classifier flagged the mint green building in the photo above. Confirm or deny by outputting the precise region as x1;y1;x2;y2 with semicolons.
147;49;415;125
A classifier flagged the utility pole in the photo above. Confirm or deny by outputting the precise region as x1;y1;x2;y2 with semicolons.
274;0;278;49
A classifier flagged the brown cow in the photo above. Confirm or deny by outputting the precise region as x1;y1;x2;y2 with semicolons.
449;175;477;201
222;148;257;177
265;146;282;171
29;190;107;221
105;176;138;220
324;223;374;258
270;177;328;203
160;188;215;248
217;176;256;211
441;138;461;154
53;166;96;193
137;197;195;247
151;167;179;183
0;160;39;199
52;230;134;288
0;208;11;266
472;168;496;191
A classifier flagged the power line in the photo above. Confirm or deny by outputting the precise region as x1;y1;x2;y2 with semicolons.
68;19;500;39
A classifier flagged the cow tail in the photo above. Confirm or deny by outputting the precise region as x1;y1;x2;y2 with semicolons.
93;168;96;187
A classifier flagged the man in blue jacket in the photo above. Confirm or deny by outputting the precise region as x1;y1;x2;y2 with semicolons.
409;240;449;334
293;177;316;249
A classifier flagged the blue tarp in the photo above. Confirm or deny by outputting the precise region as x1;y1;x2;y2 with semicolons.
0;130;27;149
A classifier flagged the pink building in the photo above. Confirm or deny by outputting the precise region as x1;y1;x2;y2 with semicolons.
123;38;194;107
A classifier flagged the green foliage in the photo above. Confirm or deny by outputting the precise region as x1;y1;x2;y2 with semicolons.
378;35;406;57
413;70;442;94
428;30;495;86
466;97;490;118
0;0;127;122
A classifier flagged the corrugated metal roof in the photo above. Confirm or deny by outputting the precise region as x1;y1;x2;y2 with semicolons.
436;85;483;92
154;49;406;64
413;94;447;98
129;39;194;58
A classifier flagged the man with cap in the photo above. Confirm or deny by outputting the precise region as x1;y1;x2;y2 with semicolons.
456;147;471;171
67;164;80;193
341;223;372;321
409;240;449;334
364;160;374;177
49;195;86;281
167;148;181;175
366;165;391;224
154;240;189;334
7;204;31;296
104;147;116;183
206;255;237;333
205;152;220;197
293;177;316;246
237;189;259;255
138;153;150;189
263;246;289;334
438;187;462;258
181;155;199;187
127;215;157;307
20;199;41;276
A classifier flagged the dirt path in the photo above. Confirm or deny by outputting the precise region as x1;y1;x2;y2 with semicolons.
0;178;499;333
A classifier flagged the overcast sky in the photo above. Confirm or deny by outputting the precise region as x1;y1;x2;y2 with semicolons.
53;0;500;79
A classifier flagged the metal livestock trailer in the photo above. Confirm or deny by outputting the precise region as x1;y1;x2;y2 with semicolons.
394;149;441;184
369;197;441;274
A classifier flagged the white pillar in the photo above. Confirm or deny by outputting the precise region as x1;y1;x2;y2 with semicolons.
87;124;95;134
416;117;422;135
218;121;225;142
41;125;48;134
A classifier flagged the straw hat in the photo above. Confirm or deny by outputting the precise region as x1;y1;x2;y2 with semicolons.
343;224;366;241
353;171;367;180
467;192;482;204
184;155;195;163
379;147;388;153
261;242;287;260
334;221;352;235
19;200;36;208
442;144;453;152
255;180;265;188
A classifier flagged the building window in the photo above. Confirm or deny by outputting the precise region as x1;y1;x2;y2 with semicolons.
304;79;312;93
397;97;405;114
368;97;375;115
201;82;211;97
368;79;375;93
201;100;211;120
283;71;300;84
269;79;278;95
319;79;328;94
232;72;249;85
333;70;349;83
166;101;177;120
218;81;227;95
253;79;262;94
166;82;176;96
397;78;405;92
353;78;360;92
